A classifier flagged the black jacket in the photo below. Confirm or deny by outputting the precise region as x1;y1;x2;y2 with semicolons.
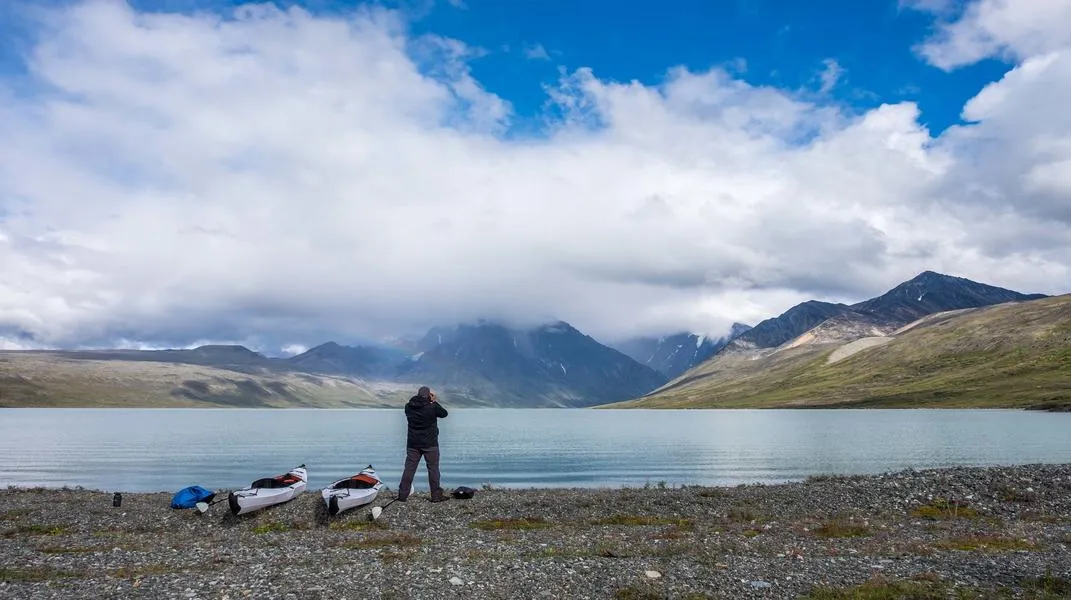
404;395;448;448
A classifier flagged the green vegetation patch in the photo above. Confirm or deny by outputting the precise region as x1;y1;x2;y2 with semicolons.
0;508;32;521
593;515;693;528
613;584;664;600
377;549;418;563
0;566;84;582
911;499;978;520
343;534;421;549
328;519;386;532
813;520;872;539
1018;574;1071;598
803;578;955;600
252;521;289;534
37;544;96;554
3;524;67;537
803;573;1071;600
934;535;1038;553
614;584;712;599
469;517;551;530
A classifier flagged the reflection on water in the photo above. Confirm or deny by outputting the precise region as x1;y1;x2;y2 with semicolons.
2;408;1070;492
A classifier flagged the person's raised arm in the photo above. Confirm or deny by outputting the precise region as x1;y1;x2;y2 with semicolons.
431;392;448;418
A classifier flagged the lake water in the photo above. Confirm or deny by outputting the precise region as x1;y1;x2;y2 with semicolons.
2;408;1070;494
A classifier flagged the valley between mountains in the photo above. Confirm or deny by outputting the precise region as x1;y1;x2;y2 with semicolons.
1;271;1067;410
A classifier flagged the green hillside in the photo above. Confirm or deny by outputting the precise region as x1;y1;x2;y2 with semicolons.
602;295;1071;410
0;352;413;408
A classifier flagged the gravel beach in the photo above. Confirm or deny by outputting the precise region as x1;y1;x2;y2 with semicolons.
3;464;1070;599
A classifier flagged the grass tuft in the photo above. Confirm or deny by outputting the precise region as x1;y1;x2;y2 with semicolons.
803;572;1071;600
3;524;67;537
0;509;32;521
910;499;977;520
343;534;421;549
1018;573;1071;597
252;521;289;534
377;549;418;563
593;515;693;528
329;519;386;531
934;535;1037;553
803;578;950;599
470;517;551;530
814;519;872;539
0;567;83;582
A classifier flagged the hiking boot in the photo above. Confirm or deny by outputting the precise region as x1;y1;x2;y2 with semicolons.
429;495;449;503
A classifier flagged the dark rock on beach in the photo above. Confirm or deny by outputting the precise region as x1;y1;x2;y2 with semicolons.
2;464;1070;599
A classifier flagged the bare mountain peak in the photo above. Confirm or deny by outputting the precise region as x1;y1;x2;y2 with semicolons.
851;271;1048;325
398;318;666;407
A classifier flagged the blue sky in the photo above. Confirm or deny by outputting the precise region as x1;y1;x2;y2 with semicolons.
2;0;1010;135
402;0;1010;135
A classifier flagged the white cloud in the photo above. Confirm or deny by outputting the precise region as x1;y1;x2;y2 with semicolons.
911;0;1071;70
817;58;843;94
280;343;308;356
0;0;1069;352
523;43;550;61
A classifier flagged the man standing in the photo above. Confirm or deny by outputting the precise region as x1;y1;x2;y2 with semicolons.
397;386;449;502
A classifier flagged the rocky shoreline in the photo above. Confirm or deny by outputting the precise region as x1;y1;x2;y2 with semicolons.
3;464;1071;599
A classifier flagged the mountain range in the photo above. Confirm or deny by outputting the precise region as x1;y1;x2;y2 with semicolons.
726;271;1047;352
609;293;1071;411
0;270;1057;409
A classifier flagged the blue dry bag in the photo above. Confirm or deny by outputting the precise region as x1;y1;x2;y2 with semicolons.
170;485;216;509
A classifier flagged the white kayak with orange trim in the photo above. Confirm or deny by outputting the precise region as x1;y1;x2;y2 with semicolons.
322;465;382;515
228;464;307;516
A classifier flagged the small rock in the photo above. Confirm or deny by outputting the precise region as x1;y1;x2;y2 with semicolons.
644;570;661;579
449;577;464;586
750;580;772;589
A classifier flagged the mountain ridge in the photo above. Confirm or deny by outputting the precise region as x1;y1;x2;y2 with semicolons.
722;271;1048;354
0;319;667;409
394;320;668;407
601;294;1071;410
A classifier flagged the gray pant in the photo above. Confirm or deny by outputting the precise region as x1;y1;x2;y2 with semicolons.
397;446;442;500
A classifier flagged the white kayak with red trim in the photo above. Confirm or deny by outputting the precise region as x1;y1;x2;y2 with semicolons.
228;464;307;516
322;465;382;515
